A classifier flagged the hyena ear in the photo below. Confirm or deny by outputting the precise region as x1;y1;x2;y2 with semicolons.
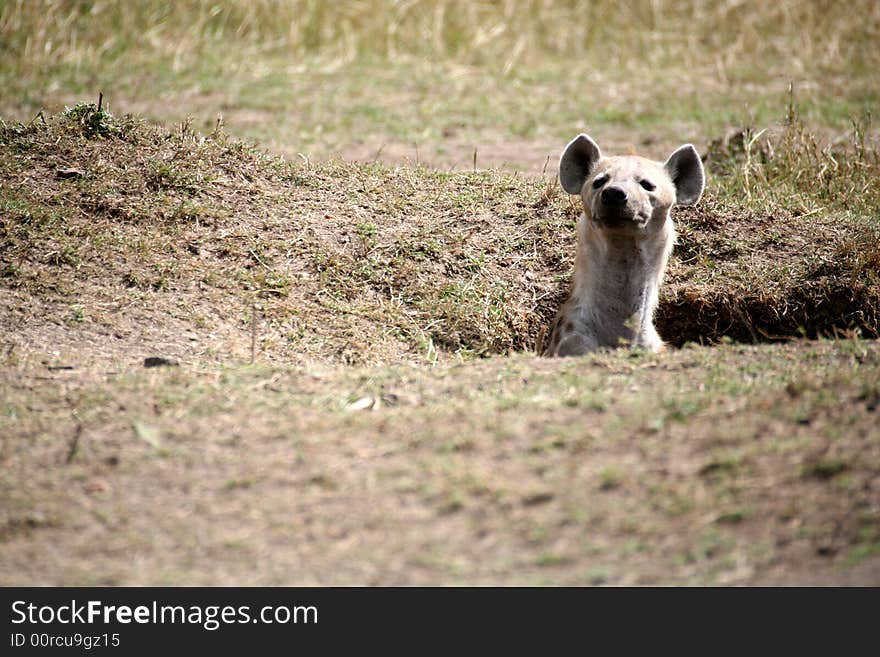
559;134;602;195
664;144;705;205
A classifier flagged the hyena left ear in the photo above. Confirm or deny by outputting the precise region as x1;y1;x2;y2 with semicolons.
559;134;602;195
664;144;705;205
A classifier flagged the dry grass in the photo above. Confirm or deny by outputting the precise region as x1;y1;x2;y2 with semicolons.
1;106;879;586
2;106;878;368
4;0;878;71
2;3;879;586
2;1;878;167
2;339;879;585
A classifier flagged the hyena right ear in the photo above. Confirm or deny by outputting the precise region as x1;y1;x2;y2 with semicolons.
559;134;602;195
665;144;705;206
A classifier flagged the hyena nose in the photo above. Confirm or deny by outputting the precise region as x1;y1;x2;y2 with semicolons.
601;186;627;206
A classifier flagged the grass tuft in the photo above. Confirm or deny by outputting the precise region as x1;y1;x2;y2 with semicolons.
62;101;122;140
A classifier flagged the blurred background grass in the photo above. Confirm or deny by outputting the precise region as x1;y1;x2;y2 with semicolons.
2;0;878;167
4;0;878;73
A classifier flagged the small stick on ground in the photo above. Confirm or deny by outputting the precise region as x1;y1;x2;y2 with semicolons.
732;304;759;344
535;325;547;355
27;110;45;127
65;422;83;464
63;394;83;464
250;296;258;365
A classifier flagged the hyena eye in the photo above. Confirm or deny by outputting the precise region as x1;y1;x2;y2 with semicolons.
591;175;608;189
640;179;656;191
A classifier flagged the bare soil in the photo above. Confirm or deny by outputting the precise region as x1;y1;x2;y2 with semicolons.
2;343;879;585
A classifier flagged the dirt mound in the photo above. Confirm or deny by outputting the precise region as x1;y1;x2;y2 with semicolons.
2;106;878;366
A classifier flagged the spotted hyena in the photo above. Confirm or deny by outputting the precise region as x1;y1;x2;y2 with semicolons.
543;134;705;357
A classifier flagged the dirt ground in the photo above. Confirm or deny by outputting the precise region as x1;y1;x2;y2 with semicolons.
1;109;879;585
2;340;879;585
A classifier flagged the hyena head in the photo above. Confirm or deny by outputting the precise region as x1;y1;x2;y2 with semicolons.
558;134;705;235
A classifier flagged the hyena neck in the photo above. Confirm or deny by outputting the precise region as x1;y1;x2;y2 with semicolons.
572;215;673;345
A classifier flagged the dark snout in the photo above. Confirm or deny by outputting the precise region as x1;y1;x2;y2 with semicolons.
601;186;627;206
594;185;650;231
